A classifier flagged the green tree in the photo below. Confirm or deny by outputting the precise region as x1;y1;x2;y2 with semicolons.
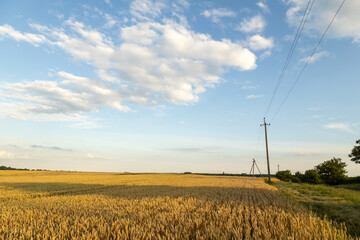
349;139;360;164
303;169;321;184
291;176;301;183
315;158;347;185
275;170;292;182
294;171;305;182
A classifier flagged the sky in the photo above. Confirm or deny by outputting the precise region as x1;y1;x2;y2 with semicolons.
0;0;359;176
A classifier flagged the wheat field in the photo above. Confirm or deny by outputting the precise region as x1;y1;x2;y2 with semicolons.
0;171;355;239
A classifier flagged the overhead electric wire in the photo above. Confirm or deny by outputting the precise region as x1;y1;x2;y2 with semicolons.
264;0;314;118
253;0;313;168
253;125;262;159
270;0;346;123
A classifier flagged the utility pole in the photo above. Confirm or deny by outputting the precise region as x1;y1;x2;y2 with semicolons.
261;118;271;183
249;159;261;176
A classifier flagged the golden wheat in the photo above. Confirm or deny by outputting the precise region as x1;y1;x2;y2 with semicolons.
0;171;355;239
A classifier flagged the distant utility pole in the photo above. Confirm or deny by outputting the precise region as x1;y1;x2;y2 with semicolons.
249;159;261;176
261;118;271;183
278;165;279;172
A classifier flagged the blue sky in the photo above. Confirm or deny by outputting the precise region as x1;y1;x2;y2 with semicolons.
0;0;359;175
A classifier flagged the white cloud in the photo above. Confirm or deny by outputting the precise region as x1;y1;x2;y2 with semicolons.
104;14;116;28
300;50;329;64
283;34;294;42
246;34;274;51
0;24;46;46
130;0;166;20
117;21;257;103
285;0;360;43
324;122;355;132
0;71;130;127
0;151;14;159
257;2;270;13
201;8;236;23
32;19;256;105
240;81;256;90
237;15;266;33
2;71;131;114
176;0;189;8
246;94;264;99
259;50;271;59
0;100;102;129
0;16;258;123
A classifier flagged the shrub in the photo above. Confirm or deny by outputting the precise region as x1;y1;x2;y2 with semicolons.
342;176;360;184
294;171;305;182
303;170;321;184
276;170;292;182
291;176;301;183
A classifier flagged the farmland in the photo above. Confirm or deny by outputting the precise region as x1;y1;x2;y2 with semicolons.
275;181;360;237
0;171;355;239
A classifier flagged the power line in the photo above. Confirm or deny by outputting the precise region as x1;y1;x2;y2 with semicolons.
264;0;314;118
253;125;262;159
270;0;346;123
254;0;313;177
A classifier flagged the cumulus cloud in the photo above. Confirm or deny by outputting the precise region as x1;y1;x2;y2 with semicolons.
300;50;329;64
285;0;360;43
118;21;257;104
237;15;266;33
1;71;131;115
246;34;274;51
0;24;46;46
3;18;256;106
0;100;102;129
201;8;236;23
0;12;259;123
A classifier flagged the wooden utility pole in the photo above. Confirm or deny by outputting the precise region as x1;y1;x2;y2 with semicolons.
261;118;271;183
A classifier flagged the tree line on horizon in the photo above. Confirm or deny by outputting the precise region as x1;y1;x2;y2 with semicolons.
276;139;360;185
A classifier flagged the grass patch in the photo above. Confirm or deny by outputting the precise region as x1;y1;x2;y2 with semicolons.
274;181;360;238
337;183;360;191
